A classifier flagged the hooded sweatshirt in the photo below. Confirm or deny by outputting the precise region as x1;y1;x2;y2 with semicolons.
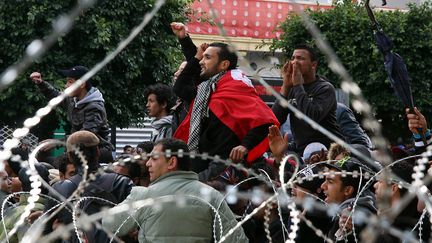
151;115;173;142
328;192;377;243
37;83;110;143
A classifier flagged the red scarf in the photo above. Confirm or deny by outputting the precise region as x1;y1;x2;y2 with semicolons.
174;70;279;164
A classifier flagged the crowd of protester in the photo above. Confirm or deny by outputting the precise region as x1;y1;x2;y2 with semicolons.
0;21;430;243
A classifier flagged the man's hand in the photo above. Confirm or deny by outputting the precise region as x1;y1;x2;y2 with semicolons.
406;107;428;134
280;61;293;96
30;72;43;84
268;125;288;162
338;207;353;233
229;145;248;163
307;148;328;164
291;61;304;86
27;210;43;224
170;22;187;39
39;139;59;152
195;43;209;60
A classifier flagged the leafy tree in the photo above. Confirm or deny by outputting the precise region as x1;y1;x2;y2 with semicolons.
0;0;191;140
269;1;432;142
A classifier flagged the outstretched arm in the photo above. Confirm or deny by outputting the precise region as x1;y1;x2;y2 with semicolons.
171;22;197;61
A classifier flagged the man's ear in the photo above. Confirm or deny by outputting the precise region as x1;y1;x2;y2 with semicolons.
167;156;178;170
391;184;400;196
344;186;355;198
311;61;318;72
219;60;230;71
79;82;87;90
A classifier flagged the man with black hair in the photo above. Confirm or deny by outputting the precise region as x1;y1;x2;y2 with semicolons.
374;161;429;242
292;166;333;242
321;156;377;242
43;131;133;243
172;24;278;181
102;138;248;242
272;45;344;154
30;66;113;163
113;154;142;185
143;83;175;142
55;153;76;180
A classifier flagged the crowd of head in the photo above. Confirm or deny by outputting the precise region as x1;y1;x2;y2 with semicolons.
0;21;430;243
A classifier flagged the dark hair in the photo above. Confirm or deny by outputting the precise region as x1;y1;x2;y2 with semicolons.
294;44;318;62
68;144;99;172
340;167;371;198
85;81;92;91
209;42;238;70
18;164;50;194
55;154;71;175
143;83;175;113
391;161;414;196
137;141;154;154
155;138;190;171
7;148;29;176
123;145;132;152
115;154;142;179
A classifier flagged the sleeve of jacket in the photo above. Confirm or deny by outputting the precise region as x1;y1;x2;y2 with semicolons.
82;103;107;135
102;187;145;237
36;81;67;110
179;35;197;61
111;174;134;202
214;194;249;242
337;104;371;147
173;57;201;103
271;94;290;125
291;81;336;122
241;123;272;151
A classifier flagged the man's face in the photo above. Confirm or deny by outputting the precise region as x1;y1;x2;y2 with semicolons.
291;184;310;200
321;169;348;204
173;61;187;81
65;163;76;180
146;144;171;182
124;147;133;154
199;46;225;80
146;94;165;119
373;179;395;202
0;171;11;193
64;77;84;97
291;49;317;81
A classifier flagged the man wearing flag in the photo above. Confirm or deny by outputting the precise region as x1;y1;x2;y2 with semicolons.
173;39;278;181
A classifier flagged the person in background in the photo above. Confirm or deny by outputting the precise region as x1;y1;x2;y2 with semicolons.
144;84;176;142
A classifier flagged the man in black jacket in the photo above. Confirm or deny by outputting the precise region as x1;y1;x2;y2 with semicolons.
321;157;377;242
171;22;278;181
272;45;344;155
30;66;113;163
43;131;133;243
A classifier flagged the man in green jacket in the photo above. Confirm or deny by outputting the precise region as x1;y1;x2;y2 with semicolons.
102;138;248;243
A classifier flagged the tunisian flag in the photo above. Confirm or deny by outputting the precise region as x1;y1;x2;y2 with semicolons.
174;69;279;164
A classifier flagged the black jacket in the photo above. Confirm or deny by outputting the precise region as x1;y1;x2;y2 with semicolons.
44;171;133;243
327;193;377;243
272;77;344;153
37;81;111;147
336;103;372;148
173;45;270;181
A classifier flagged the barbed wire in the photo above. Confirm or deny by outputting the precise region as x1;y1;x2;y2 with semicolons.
0;0;430;242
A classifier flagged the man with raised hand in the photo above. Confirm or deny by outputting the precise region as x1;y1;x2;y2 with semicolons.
272;45;344;155
30;66;113;163
102;138;248;243
171;24;278;181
